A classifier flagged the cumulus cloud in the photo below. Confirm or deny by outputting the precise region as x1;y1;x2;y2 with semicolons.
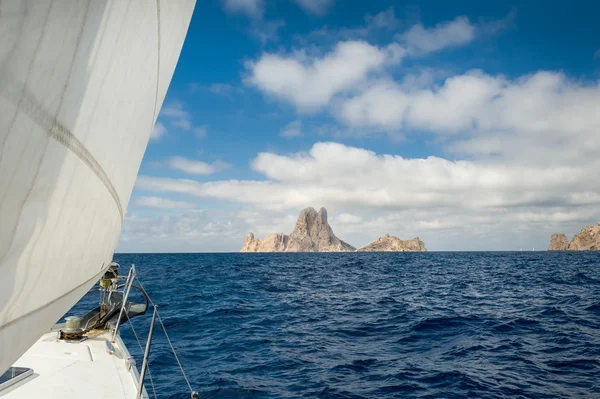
135;12;600;252
337;71;600;166
280;120;303;138
400;16;476;54
246;41;404;111
249;13;519;112
169;157;231;175
134;196;196;209
138;141;600;216
135;141;600;250
150;122;167;140
246;15;493;111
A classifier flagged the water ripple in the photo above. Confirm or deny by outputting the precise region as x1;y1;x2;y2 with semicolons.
84;251;600;398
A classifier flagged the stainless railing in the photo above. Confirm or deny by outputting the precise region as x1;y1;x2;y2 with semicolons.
112;264;136;342
111;265;198;399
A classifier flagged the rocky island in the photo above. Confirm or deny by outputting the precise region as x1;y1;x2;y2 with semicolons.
548;222;600;251
548;233;569;251
241;207;355;252
357;234;426;252
240;207;426;252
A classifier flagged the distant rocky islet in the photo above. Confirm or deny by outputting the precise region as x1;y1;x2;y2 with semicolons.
548;222;600;251
356;234;426;252
242;208;600;252
240;207;427;253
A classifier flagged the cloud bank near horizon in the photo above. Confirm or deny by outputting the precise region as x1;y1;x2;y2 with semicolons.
120;10;600;253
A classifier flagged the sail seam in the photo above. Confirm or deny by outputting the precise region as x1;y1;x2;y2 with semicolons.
150;0;161;136
2;82;125;223
50;122;124;221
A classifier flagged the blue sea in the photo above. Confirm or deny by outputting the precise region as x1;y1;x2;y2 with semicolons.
73;252;600;398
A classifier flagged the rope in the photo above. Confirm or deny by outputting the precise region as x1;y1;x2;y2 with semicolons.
134;276;197;398
156;310;194;395
123;306;158;399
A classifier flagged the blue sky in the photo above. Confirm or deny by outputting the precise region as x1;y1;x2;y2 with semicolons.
117;0;600;252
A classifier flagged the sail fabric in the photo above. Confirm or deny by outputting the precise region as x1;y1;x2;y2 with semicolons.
0;0;195;373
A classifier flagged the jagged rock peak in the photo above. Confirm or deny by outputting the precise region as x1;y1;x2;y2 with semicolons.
568;223;600;251
548;233;569;251
357;234;427;252
240;207;355;252
546;221;600;251
318;207;327;222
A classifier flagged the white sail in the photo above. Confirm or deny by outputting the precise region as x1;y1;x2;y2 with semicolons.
0;0;195;373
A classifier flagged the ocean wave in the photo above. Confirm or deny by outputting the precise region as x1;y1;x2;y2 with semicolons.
100;251;600;398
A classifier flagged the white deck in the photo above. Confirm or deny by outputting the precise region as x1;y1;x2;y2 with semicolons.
1;328;148;399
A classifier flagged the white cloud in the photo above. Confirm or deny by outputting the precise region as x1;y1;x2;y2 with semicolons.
117;210;297;253
337;71;600;166
132;13;600;252
280;120;303;138
161;103;194;131
134;196;196;209
246;40;403;111
135;140;600;251
292;0;334;15
246;16;487;112
150;122;167;140
595;48;600;59
169;157;231;175
400;16;476;54
137;141;600;215
161;102;189;119
157;102;206;138
222;0;263;18
335;213;363;224
338;71;503;132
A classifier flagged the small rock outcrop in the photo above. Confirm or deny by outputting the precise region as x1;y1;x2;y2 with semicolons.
547;233;569;251
240;207;355;252
568;223;600;251
241;232;288;252
547;222;600;251
357;234;427;252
